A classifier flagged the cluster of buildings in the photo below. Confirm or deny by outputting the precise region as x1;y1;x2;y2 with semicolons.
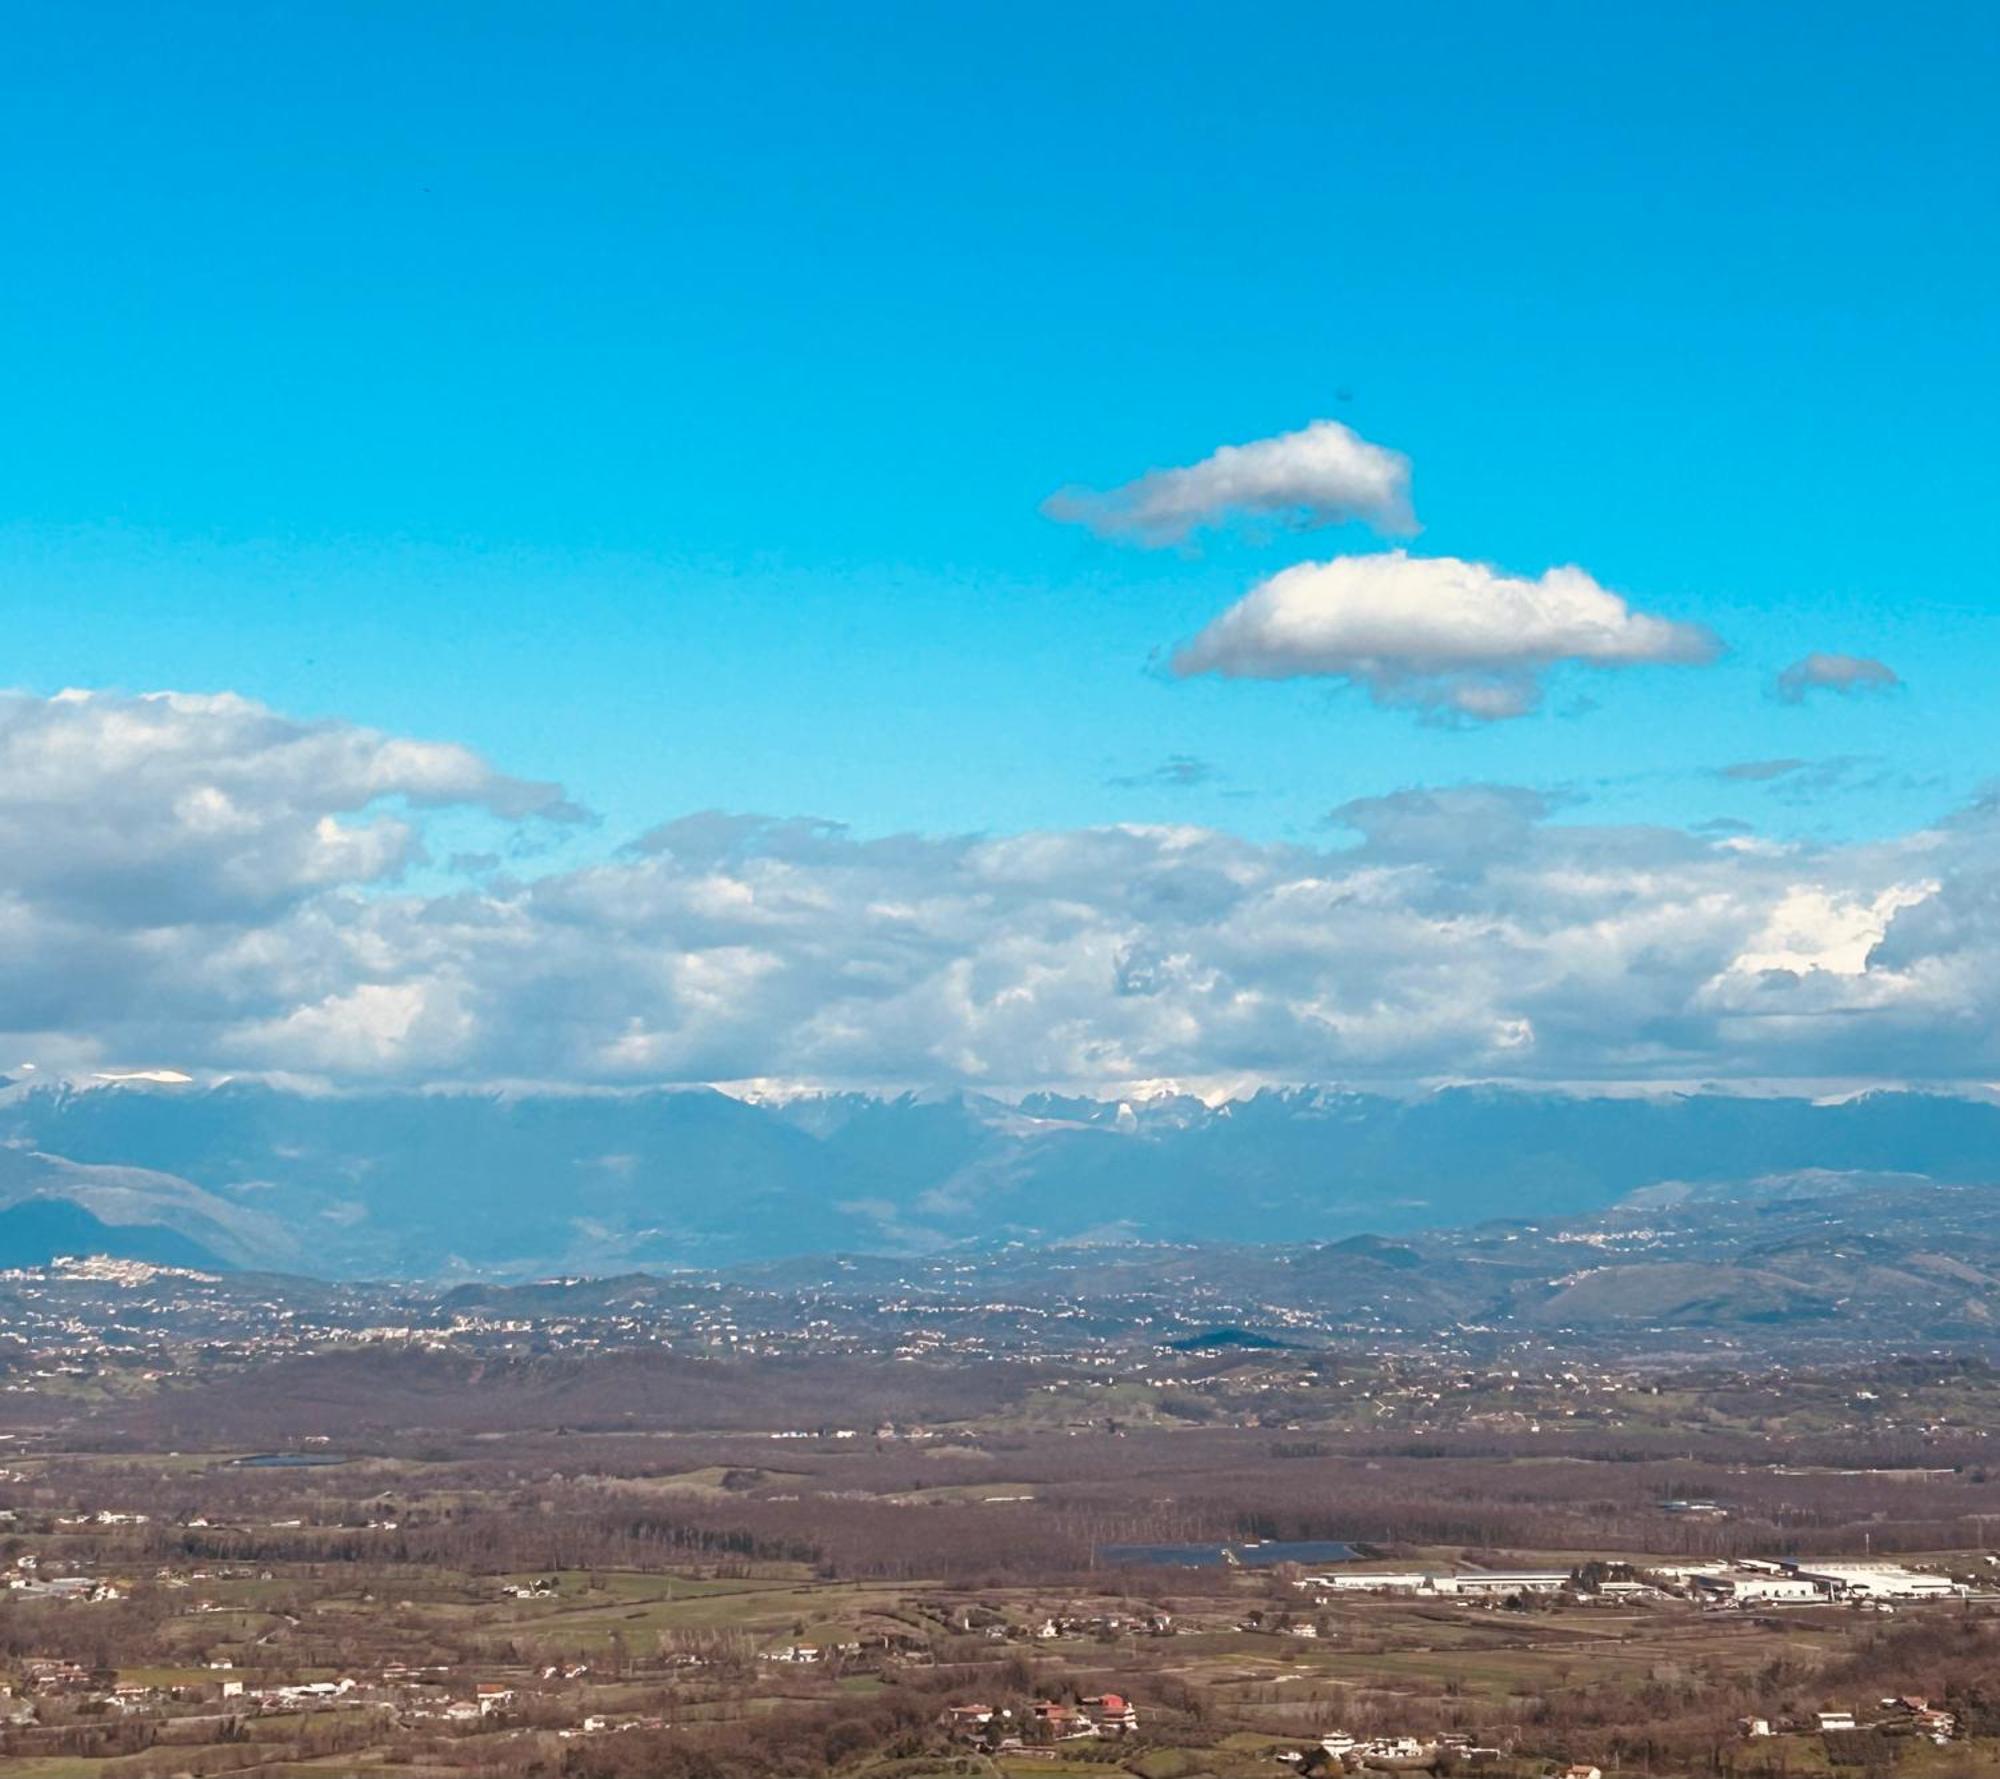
1295;1557;1968;1611
1308;1732;1509;1770
18;1659;91;1693
1679;1559;1962;1607
1299;1568;1573;1599
1743;1697;1959;1744
233;1678;370;1711
6;1569;123;1602
758;1630;931;1665
4;1551;141;1603
13;1556;290;1610
929;1603;1174;1643
429;1683;518;1724
1029;1608;1174;1639
943;1694;1140;1745
1;1663;542;1733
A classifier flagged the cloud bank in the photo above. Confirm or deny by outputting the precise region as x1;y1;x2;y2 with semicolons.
1173;551;1720;719
1044;419;1415;544
7;689;1997;1095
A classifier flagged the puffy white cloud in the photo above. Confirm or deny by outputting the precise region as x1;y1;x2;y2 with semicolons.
10;689;2000;1092
1043;419;1415;544
1774;652;1903;703
1173;551;1719;719
0;690;579;1074
0;689;578;923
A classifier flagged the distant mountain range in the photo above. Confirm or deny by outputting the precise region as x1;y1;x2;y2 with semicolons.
0;1076;1997;1280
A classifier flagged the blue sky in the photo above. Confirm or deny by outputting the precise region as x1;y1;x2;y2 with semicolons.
2;3;1995;862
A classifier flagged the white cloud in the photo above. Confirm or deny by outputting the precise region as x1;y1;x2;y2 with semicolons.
1774;652;1902;703
1726;882;1937;976
9;689;2000;1092
229;980;477;1074
1173;551;1720;719
0;689;578;923
0;690;579;1076
1043;419;1415;544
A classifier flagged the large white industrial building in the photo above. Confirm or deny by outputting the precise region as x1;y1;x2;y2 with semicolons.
1782;1561;1960;1600
1301;1569;1571;1597
1693;1569;1825;1605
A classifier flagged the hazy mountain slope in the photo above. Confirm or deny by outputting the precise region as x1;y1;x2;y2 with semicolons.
0;1081;872;1274
0;1197;227;1271
0;1147;295;1269
2;1079;1998;1279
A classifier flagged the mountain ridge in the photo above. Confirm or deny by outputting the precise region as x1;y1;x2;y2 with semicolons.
0;1077;1996;1279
